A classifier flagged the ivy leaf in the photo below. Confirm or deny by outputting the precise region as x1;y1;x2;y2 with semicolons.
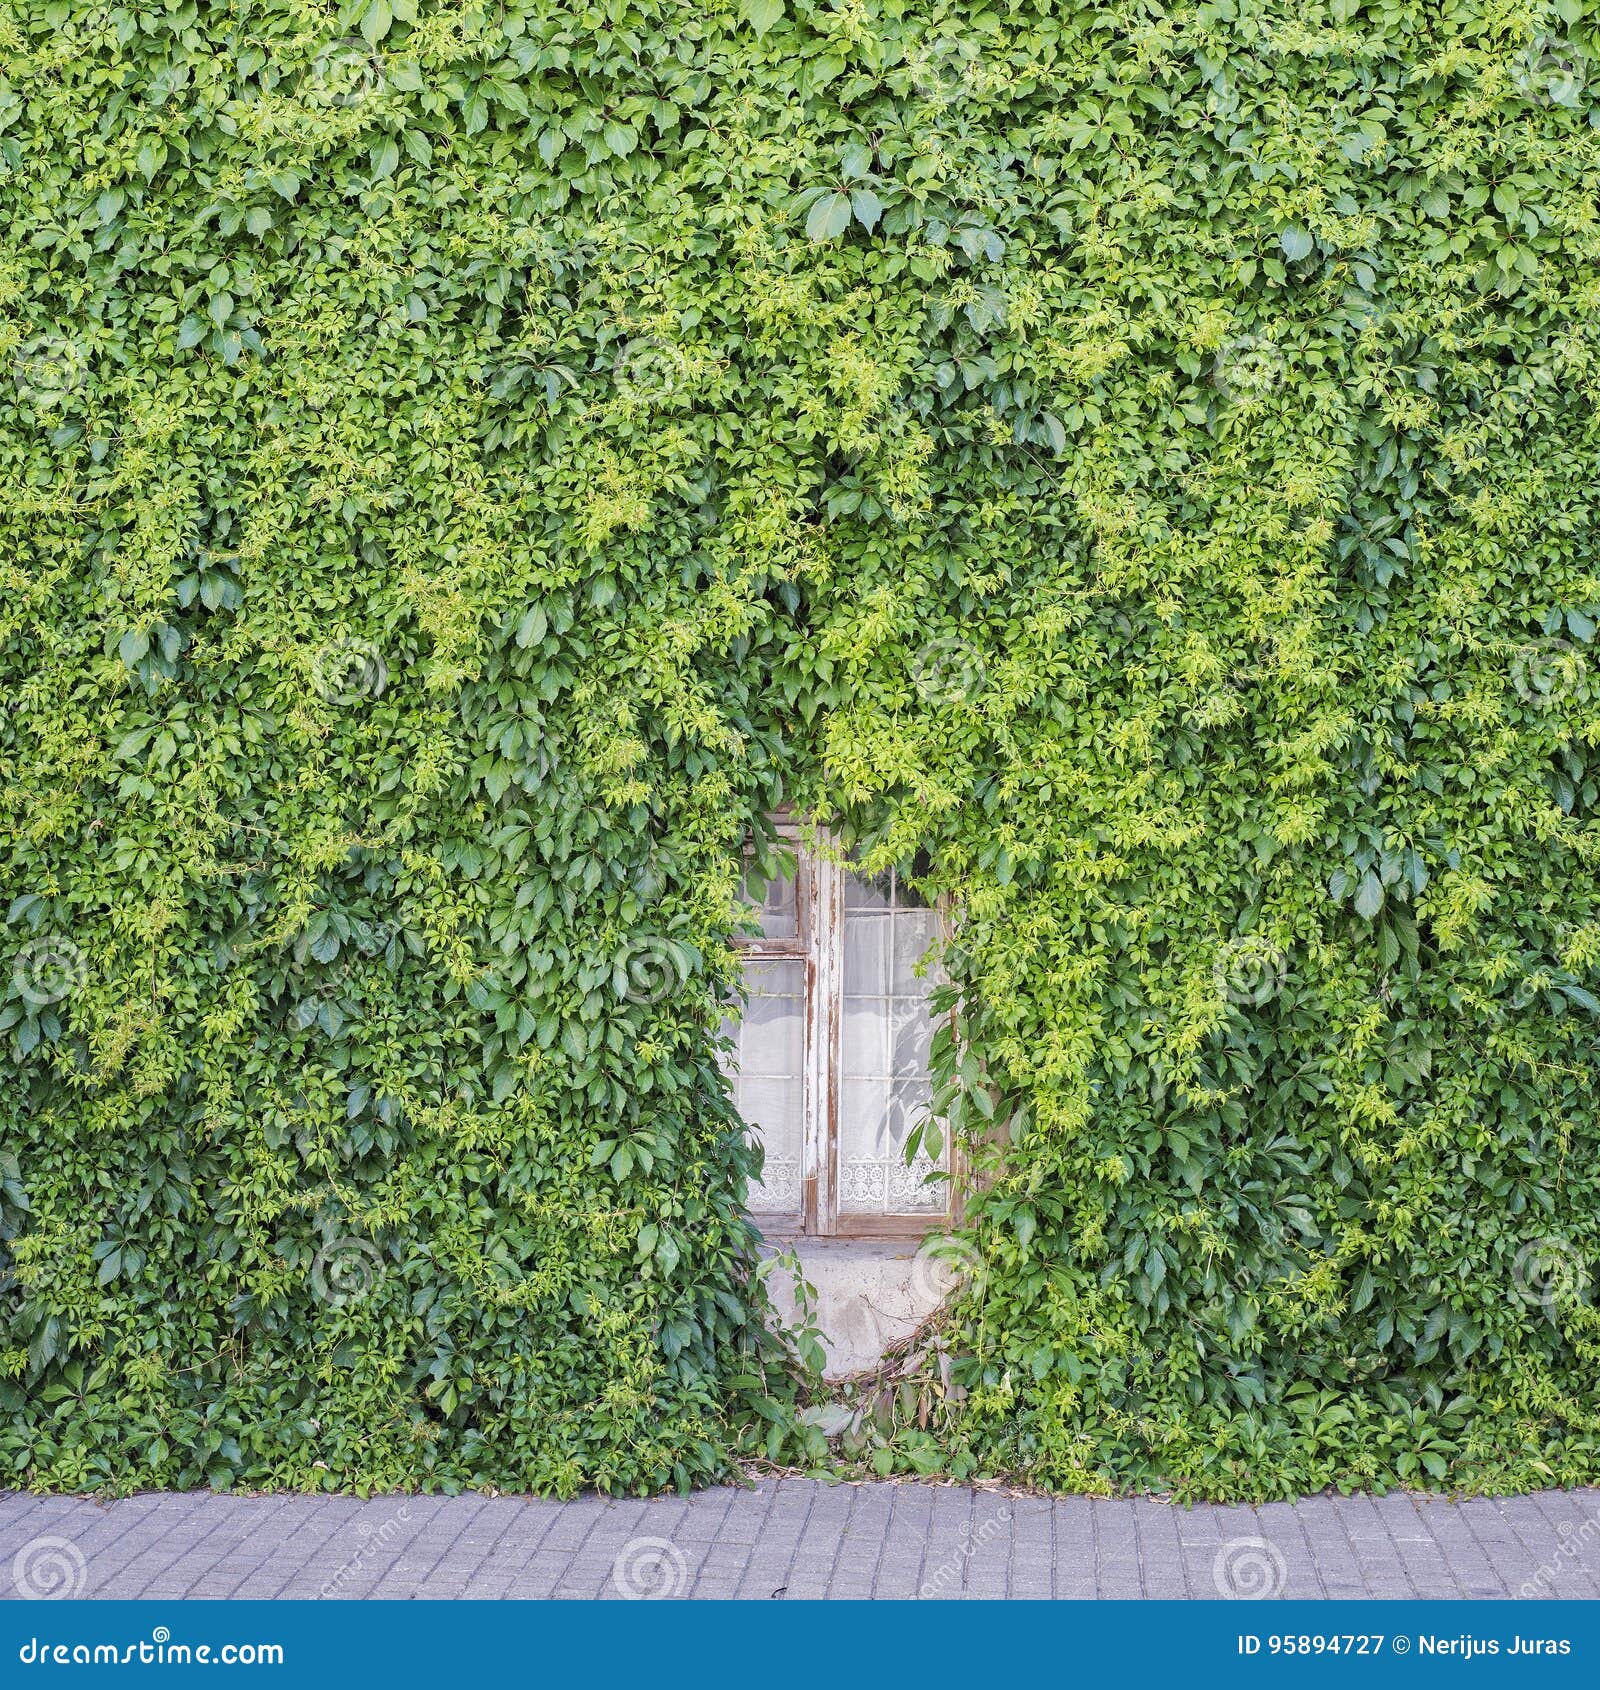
360;0;392;45
744;0;785;36
805;191;852;242
850;188;884;232
1279;226;1314;262
1353;871;1385;921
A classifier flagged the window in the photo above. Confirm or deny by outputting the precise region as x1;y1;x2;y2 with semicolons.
722;824;952;1238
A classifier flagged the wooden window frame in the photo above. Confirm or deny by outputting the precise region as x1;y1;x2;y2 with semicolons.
732;818;959;1241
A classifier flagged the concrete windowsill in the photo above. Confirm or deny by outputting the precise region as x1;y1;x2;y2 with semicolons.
758;1235;955;1378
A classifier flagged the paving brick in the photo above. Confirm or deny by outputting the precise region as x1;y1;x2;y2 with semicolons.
5;1481;1600;1601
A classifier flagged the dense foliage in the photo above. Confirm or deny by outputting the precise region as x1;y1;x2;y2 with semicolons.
4;0;1600;1499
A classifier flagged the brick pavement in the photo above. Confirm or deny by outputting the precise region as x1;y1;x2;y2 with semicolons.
2;1482;1597;1600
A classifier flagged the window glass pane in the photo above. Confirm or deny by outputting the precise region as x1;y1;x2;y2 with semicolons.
739;860;797;941
890;999;933;1076
891;912;935;991
719;959;804;1218
842;914;887;995
840;998;886;1075
836;870;946;1216
843;869;890;911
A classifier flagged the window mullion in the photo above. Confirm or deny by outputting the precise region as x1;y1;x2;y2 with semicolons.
805;842;840;1237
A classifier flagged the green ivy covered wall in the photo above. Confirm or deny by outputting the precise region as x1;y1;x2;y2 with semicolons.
3;0;1600;1499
